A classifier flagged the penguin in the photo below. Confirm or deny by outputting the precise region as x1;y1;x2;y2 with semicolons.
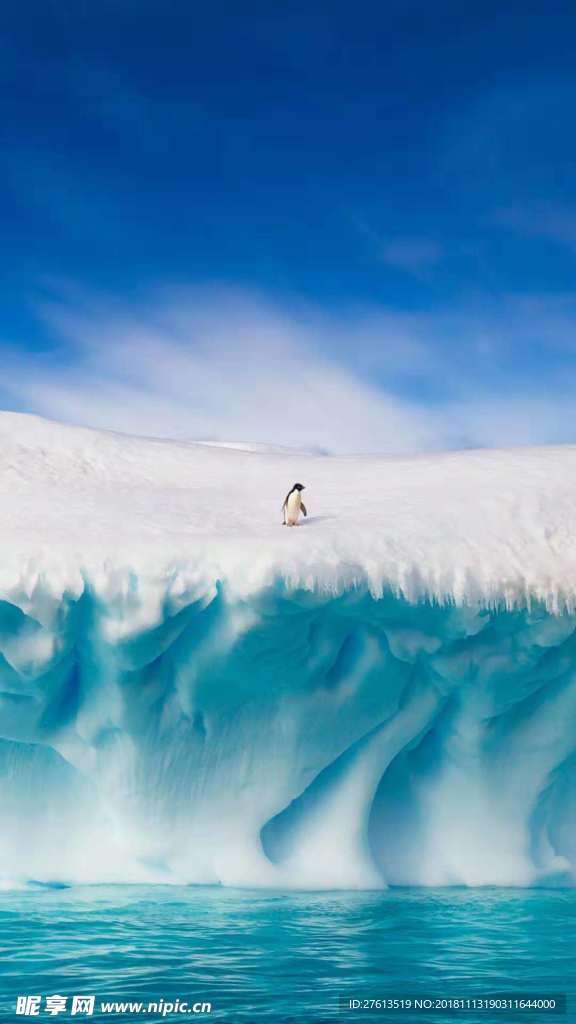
282;483;307;526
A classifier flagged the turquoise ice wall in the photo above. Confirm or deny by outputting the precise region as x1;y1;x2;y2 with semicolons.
1;581;575;888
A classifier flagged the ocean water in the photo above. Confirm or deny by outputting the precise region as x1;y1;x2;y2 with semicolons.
0;886;574;1024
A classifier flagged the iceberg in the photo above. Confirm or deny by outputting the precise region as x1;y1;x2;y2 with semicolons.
1;411;576;889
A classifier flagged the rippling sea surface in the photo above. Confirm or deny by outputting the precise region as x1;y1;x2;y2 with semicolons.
0;887;574;1023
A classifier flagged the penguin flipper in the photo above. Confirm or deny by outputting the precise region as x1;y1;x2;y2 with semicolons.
300;502;307;517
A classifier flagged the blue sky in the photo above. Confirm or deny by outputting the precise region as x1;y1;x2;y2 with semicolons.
2;0;576;451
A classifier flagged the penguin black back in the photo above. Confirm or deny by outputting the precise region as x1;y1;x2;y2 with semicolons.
282;482;305;508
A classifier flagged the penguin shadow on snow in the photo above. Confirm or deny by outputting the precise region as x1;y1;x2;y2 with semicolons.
298;514;336;526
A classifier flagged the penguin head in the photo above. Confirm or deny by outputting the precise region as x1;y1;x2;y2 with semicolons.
292;483;305;491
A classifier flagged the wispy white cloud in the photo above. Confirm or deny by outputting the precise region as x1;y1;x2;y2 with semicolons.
3;286;576;453
350;214;443;278
379;237;443;275
495;202;576;250
1;289;441;453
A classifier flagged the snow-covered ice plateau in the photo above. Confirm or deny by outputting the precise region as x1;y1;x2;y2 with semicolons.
1;411;576;888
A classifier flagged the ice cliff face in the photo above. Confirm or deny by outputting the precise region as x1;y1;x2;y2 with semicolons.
1;412;576;888
2;582;576;889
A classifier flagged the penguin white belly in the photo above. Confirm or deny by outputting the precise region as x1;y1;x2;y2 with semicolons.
285;491;301;525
